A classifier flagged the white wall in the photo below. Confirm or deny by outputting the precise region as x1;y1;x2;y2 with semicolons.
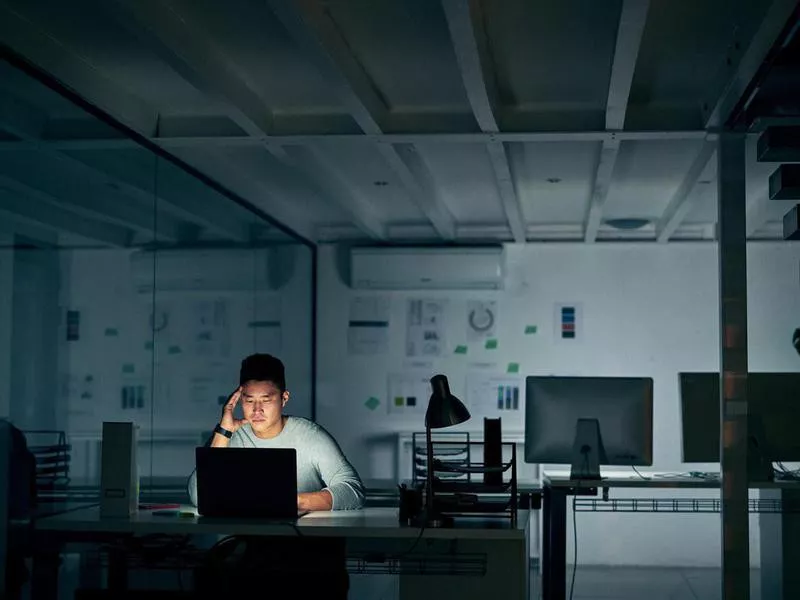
316;242;800;567
51;245;313;481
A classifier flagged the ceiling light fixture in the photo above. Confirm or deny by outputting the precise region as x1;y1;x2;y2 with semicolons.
604;218;650;230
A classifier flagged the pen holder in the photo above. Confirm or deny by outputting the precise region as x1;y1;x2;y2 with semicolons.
398;484;423;524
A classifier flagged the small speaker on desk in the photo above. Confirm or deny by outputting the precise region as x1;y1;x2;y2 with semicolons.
484;417;502;486
100;421;138;518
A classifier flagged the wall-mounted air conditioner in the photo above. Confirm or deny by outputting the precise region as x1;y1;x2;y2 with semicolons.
130;247;295;292
350;246;504;290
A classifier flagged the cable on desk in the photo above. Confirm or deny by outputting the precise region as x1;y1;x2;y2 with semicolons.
631;466;650;480
570;497;577;600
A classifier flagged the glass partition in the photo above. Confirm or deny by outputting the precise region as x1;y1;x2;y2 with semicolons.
0;56;314;497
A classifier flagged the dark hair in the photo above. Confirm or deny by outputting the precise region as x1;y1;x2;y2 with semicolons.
239;353;286;391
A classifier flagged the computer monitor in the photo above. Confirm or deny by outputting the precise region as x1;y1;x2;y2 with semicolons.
524;376;654;480
679;372;800;468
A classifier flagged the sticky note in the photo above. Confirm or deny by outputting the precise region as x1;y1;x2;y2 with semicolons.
104;328;119;337
485;339;498;350
525;325;538;335
122;364;135;374
507;362;520;373
454;345;468;355
168;345;182;355
394;397;404;407
364;397;380;411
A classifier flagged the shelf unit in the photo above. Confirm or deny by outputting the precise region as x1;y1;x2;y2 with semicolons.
412;435;519;522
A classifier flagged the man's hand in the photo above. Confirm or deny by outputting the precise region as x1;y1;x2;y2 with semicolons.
220;386;248;432
211;387;247;447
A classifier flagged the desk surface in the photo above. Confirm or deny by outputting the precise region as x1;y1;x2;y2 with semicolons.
34;506;530;541
544;474;800;489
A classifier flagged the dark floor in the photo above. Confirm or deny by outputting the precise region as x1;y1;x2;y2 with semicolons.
531;567;763;600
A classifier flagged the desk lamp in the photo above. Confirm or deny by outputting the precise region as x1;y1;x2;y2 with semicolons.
422;374;471;526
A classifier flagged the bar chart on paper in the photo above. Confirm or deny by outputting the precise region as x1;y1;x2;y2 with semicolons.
466;373;523;418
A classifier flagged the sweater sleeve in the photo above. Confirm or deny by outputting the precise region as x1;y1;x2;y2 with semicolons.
187;431;244;507
311;425;365;510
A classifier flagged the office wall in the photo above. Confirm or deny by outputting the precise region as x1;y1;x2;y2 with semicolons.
316;241;800;567
56;245;313;481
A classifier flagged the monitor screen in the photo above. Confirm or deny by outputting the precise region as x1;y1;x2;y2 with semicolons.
524;376;653;468
679;372;800;463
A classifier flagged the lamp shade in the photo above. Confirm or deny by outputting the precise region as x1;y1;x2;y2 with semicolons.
426;374;471;429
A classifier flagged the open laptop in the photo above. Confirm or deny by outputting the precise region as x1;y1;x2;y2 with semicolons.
195;447;306;519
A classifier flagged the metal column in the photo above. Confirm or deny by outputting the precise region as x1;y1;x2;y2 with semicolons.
717;132;750;600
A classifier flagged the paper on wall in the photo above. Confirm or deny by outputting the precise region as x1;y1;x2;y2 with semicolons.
406;298;446;357
348;296;390;355
467;300;497;341
387;373;431;415
466;372;524;418
193;298;231;358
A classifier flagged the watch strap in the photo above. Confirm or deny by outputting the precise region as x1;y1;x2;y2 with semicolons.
214;424;233;439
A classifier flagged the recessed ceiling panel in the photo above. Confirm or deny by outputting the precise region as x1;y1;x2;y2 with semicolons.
485;0;621;127
414;143;505;223
604;139;705;221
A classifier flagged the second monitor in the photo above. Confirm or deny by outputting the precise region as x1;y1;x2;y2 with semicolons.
525;376;654;480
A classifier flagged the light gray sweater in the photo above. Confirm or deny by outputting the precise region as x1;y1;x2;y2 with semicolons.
187;417;365;510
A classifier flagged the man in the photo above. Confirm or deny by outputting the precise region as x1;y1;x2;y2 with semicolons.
188;353;364;511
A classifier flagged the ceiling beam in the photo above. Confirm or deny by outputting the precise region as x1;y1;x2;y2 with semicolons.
486;141;525;242
0;130;709;152
655;140;716;243
0;189;132;247
0;172;192;243
0;214;58;247
266;0;387;133
283;145;386;240
378;143;455;240
585;0;649;242
703;0;800;128
441;0;525;243
441;0;498;132
0;6;157;135
584;138;621;242
605;0;650;130
109;0;273;138
267;0;462;241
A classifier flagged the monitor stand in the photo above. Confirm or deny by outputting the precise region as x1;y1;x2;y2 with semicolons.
570;418;602;480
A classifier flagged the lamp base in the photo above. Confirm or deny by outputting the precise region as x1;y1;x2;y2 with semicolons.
411;510;453;528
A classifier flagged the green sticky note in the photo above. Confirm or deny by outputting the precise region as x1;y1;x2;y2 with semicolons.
454;345;468;355
122;363;135;374
394;397;404;407
525;325;538;335
507;362;520;374
144;341;154;351
104;328;119;337
364;397;380;411
168;345;182;355
485;338;498;350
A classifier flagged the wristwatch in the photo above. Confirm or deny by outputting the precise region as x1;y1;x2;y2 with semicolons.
213;424;233;439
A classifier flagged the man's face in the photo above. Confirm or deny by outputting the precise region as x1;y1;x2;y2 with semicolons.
240;380;288;433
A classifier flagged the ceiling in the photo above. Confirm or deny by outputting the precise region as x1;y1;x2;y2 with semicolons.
0;0;798;248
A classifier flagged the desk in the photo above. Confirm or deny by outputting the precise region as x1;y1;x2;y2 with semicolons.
542;475;800;600
32;506;531;600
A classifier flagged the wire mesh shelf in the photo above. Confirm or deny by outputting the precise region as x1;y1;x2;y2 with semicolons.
574;497;800;513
